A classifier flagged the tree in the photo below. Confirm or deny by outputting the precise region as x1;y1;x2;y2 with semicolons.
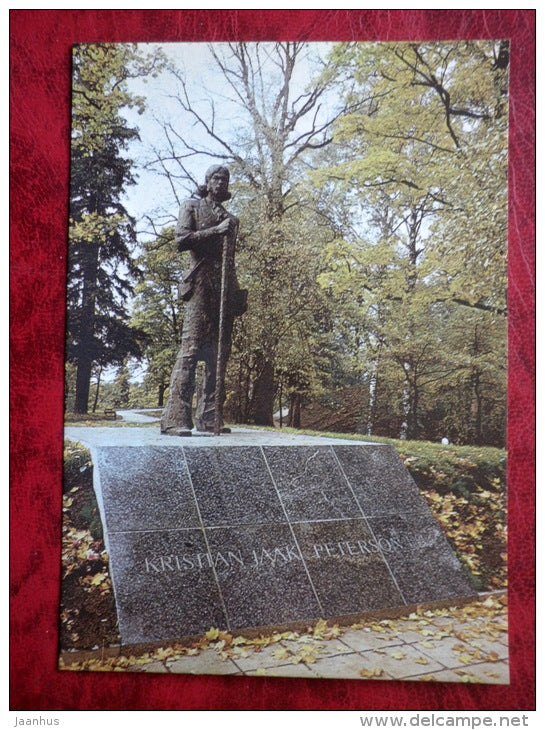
130;228;185;407
311;41;508;443
66;43;162;413
148;42;347;424
224;199;340;426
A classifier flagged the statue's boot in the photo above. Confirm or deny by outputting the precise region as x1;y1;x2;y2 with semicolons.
162;427;193;437
160;356;196;436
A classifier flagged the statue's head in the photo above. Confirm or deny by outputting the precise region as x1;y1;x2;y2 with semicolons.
196;165;231;201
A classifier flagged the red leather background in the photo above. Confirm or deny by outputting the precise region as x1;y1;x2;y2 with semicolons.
10;10;535;711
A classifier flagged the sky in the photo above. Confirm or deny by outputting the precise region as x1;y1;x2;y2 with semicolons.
120;42;335;240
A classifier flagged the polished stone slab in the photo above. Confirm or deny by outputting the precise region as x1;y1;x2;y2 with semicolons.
263;446;362;522
82;435;476;645
334;444;428;517
206;524;322;629
184;446;285;527
367;512;476;604
108;528;226;644
94;446;199;533
292;519;405;616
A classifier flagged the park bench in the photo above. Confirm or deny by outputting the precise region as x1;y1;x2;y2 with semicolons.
104;408;117;421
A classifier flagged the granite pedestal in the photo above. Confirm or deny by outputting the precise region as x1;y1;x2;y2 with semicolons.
87;435;475;645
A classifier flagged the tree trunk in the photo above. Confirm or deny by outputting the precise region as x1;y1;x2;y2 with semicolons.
289;393;302;429
470;370;483;445
91;367;102;413
407;380;419;440
278;377;283;428
74;356;93;414
249;358;275;426
399;368;410;440
157;380;167;407
367;357;380;435
74;241;99;414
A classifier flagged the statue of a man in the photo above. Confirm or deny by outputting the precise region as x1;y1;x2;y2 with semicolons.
161;165;246;436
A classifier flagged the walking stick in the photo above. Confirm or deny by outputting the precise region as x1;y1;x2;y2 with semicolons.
214;226;235;435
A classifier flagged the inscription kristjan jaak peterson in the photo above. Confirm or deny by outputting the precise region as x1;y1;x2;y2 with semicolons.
144;536;405;574
93;443;476;644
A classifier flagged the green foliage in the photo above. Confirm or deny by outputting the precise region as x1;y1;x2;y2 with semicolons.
225;197;341;424
308;40;508;444
66;44;163;413
130;227;185;406
66;41;508;445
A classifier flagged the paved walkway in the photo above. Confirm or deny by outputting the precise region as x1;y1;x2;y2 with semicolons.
65;424;374;448
115;409;161;423
61;595;508;683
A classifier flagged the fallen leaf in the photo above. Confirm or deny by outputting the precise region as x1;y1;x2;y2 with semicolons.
390;652;406;660
273;648;291;661
359;667;383;678
415;657;429;665
458;654;475;665
155;647;174;661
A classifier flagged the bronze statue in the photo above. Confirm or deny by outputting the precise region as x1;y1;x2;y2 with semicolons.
161;165;246;436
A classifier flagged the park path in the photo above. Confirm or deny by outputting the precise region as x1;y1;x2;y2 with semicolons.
115;408;161;423
60;594;509;683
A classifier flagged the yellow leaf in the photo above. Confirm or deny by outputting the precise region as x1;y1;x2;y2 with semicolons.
89;573;107;586
419;675;437;682
390;652;406;660
421;641;435;648
359;667;383;678
282;632;300;641
415;657;429;665
205;627;220;641
255;668;268;676
313;619;328;636
155;647;174;661
273;648;291;661
459;674;482;683
232;636;247;646
458;654;474;665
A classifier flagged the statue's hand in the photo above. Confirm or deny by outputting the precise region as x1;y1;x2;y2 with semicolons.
216;217;236;236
